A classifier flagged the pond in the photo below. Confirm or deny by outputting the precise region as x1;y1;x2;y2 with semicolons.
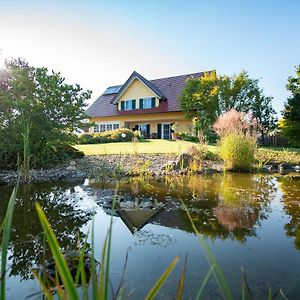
1;173;300;299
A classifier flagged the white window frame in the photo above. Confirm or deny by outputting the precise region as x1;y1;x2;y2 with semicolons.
161;123;171;139
141;97;153;109
93;122;120;133
124;100;133;110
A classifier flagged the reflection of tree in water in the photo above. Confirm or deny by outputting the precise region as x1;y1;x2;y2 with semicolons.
0;183;94;280
176;174;276;243
279;176;300;250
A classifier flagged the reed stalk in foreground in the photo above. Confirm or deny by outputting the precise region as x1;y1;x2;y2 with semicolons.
0;188;17;300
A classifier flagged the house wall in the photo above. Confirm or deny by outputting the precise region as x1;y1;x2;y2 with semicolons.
117;79;159;110
89;111;194;135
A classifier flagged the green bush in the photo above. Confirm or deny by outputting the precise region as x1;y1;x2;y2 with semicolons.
78;134;94;144
219;133;256;171
187;145;219;161
78;128;135;144
30;144;84;167
178;132;198;142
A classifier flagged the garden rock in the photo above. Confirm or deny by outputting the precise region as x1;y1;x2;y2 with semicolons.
278;163;293;175
175;153;192;169
294;165;300;173
60;171;85;183
261;165;276;173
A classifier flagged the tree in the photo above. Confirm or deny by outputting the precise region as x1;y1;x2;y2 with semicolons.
180;71;219;140
180;70;277;139
280;65;300;147
0;58;92;169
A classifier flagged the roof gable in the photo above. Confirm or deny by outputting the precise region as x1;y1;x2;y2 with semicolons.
86;71;205;118
110;71;165;104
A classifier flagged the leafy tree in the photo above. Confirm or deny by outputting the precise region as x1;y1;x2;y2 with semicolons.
280;66;300;147
180;71;219;140
180;70;276;139
0;58;91;169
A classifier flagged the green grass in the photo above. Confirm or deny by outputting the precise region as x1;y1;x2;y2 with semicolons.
75;140;208;155
75;140;300;166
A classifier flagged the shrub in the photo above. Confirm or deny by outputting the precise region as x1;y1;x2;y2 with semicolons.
30;144;84;167
219;133;256;171
213;109;258;138
78;128;135;144
78;134;94;144
178;132;199;143
187;145;219;161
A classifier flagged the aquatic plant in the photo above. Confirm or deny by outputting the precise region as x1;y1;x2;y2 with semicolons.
0;188;17;300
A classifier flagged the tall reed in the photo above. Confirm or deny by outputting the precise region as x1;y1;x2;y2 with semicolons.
0;188;17;300
22;121;31;183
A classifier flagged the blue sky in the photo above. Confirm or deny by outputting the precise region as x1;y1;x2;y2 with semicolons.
0;0;299;115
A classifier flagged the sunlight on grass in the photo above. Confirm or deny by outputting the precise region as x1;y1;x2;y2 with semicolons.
75;140;213;155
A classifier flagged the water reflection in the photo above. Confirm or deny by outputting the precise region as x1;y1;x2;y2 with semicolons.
97;174;277;243
279;176;300;249
2;173;300;299
0;183;95;280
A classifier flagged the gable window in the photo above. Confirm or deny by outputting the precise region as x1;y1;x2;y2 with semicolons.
121;99;136;111
139;97;156;109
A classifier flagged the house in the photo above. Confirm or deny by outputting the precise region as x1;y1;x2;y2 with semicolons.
86;71;205;139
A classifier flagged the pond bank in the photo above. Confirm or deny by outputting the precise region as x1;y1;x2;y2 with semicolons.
1;153;300;185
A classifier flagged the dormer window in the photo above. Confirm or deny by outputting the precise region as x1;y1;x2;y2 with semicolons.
120;99;136;111
139;97;156;109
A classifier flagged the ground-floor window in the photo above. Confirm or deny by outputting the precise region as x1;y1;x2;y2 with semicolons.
157;123;171;139
138;124;150;138
93;122;120;133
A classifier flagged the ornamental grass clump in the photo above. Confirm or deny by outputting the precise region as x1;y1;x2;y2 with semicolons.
219;133;256;171
214;109;258;171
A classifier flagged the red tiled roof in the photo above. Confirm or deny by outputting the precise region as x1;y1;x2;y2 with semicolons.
86;71;204;117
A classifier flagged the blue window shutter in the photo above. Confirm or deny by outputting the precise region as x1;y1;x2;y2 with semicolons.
120;101;124;111
132;99;136;109
146;124;150;135
151;97;156;108
139;99;143;109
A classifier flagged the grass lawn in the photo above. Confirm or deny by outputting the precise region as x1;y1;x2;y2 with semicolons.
74;140;216;155
75;140;300;164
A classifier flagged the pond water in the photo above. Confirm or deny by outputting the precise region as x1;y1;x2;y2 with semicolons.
1;173;300;299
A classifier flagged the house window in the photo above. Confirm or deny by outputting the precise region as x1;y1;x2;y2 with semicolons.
139;97;156;109
121;99;136;111
94;122;120;132
107;124;113;131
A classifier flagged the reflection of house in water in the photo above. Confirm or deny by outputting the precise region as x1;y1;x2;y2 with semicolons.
93;174;275;242
116;195;165;233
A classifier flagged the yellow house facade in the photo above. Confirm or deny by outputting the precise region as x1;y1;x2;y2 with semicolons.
86;71;204;139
